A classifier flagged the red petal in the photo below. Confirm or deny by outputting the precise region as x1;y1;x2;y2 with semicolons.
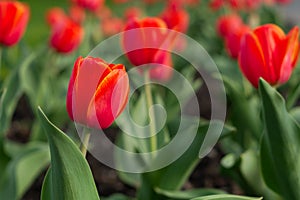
238;32;265;88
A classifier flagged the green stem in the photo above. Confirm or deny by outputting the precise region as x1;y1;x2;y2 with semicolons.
144;71;157;153
80;130;91;157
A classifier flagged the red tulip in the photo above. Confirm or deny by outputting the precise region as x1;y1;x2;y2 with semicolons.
209;0;225;10
123;17;170;67
71;0;104;12
124;7;142;21
101;17;124;37
0;1;29;46
160;1;189;33
216;14;243;38
66;56;129;129
228;0;262;10
69;5;86;24
225;24;251;58
49;15;84;53
238;24;299;88
46;7;68;27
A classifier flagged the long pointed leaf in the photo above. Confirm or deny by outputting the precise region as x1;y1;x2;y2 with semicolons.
259;79;300;199
38;107;100;200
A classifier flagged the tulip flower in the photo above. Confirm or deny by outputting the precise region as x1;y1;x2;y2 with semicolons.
238;24;299;88
46;7;68;26
48;15;84;53
66;56;129;129
0;1;29;46
160;1;189;33
124;7;142;21
72;0;104;12
101;17;124;37
69;5;86;24
216;14;243;38
209;0;225;10
225;24;251;58
123;17;170;67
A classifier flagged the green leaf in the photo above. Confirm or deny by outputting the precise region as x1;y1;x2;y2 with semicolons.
38;107;100;200
0;142;50;200
192;194;262;200
155;188;226;199
259;79;300;199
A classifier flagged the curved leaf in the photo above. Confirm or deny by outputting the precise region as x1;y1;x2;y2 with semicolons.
38;107;100;200
259;79;300;199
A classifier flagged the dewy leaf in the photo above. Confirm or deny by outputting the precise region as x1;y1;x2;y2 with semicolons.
192;194;262;200
38;107;100;200
258;79;300;199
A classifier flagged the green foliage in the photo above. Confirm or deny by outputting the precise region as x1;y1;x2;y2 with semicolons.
38;107;100;200
259;79;300;200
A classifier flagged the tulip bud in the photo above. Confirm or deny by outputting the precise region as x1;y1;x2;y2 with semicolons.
160;1;189;33
71;0;104;12
216;14;243;38
225;25;251;59
123;17;170;66
66;56;129;129
48;15;84;54
238;24;299;88
0;1;30;47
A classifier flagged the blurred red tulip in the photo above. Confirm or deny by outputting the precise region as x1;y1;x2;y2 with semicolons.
228;0;262;10
225;24;250;58
209;0;225;10
123;17;170;66
101;17;124;36
71;0;104;12
66;56;129;129
216;14;243;38
0;1;29;46
124;7;142;21
46;7;68;27
69;5;86;24
95;6;112;20
49;16;84;53
160;1;189;33
238;24;299;88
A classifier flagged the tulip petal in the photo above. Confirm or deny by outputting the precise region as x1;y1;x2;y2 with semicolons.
253;24;285;83
278;27;299;83
239;32;265;88
67;57;112;125
87;68;129;129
